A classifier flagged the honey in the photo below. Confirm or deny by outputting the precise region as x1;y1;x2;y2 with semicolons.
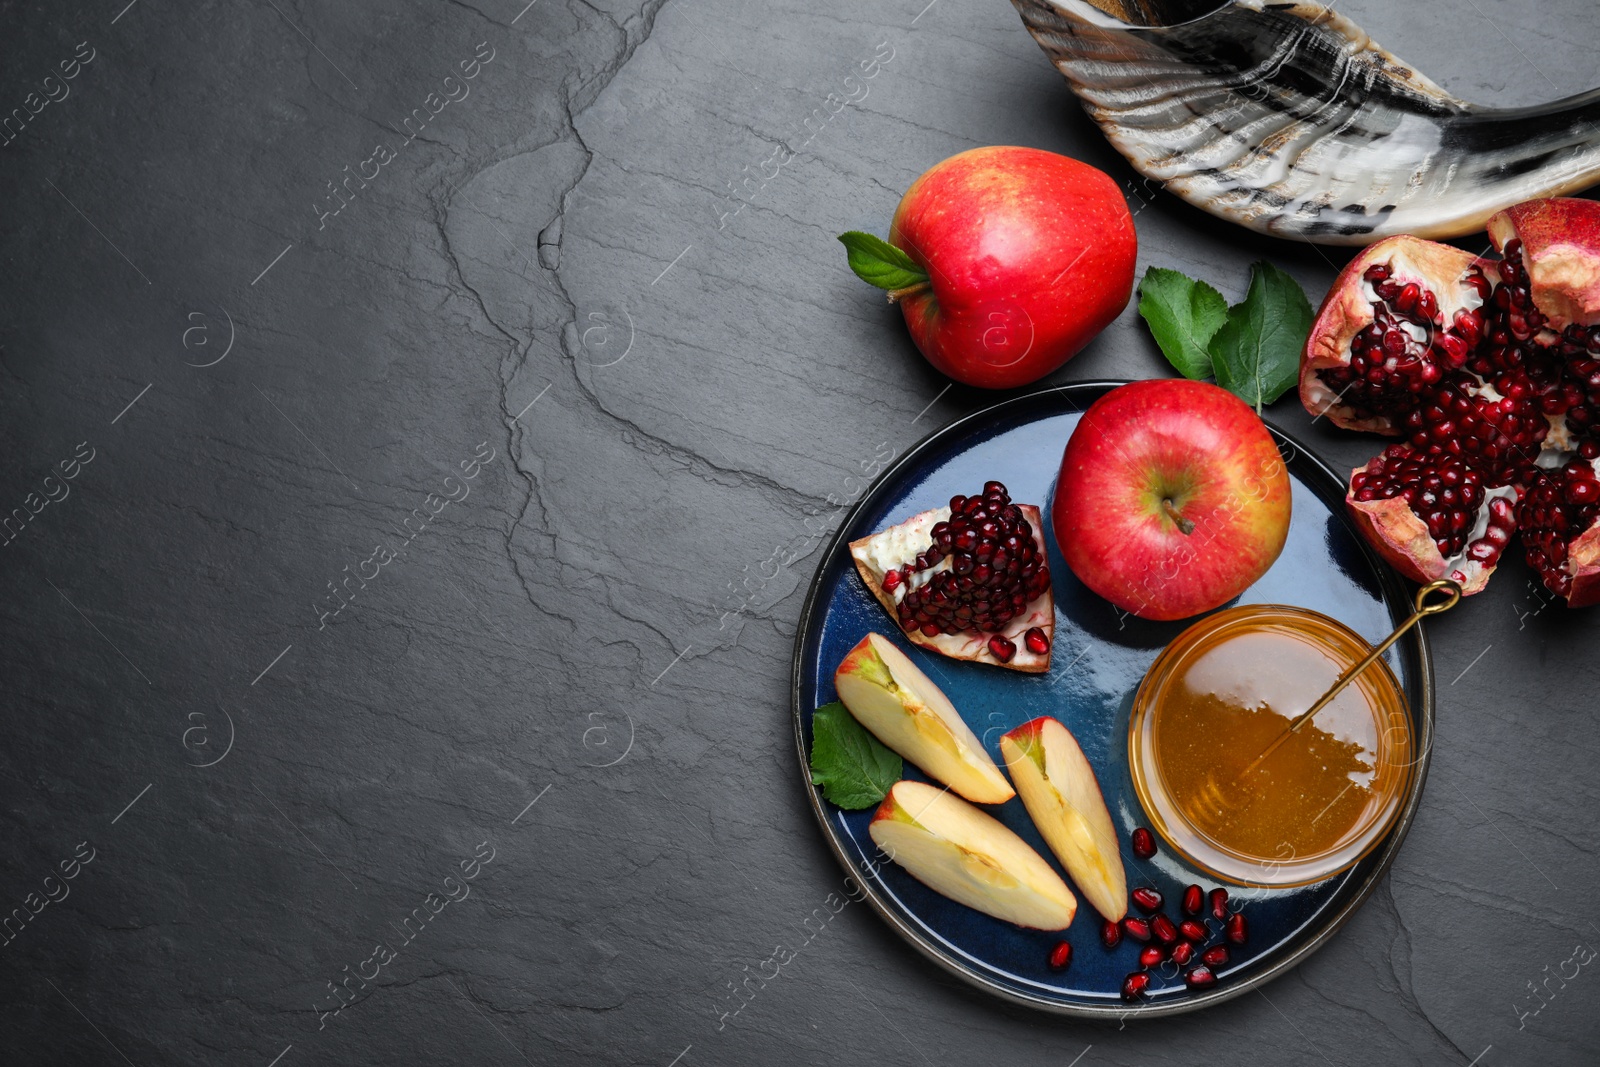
1129;605;1415;888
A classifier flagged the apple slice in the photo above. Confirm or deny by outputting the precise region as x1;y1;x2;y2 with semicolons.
835;634;1014;805
1000;716;1128;922
849;502;1053;673
870;780;1077;930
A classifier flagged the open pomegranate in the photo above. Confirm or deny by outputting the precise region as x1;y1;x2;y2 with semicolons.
849;480;1053;672
1301;197;1600;606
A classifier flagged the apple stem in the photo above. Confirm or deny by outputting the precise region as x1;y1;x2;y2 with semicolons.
1163;498;1196;536
886;281;931;304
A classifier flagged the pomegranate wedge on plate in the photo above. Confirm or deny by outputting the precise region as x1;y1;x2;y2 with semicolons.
849;481;1053;672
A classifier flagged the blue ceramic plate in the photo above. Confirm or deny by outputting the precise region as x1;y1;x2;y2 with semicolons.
791;383;1433;1018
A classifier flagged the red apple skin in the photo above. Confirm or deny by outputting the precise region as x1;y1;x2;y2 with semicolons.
888;146;1136;390
1053;380;1291;621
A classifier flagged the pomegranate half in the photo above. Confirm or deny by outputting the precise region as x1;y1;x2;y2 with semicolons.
1300;197;1600;606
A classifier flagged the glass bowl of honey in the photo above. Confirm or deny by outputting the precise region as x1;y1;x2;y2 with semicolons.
1128;601;1426;889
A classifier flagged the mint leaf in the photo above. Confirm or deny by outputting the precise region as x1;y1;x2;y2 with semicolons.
809;701;902;809
838;231;929;293
1207;261;1313;412
1137;267;1229;380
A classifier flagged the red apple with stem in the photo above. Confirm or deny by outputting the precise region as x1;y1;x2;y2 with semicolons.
1053;379;1292;621
840;146;1136;389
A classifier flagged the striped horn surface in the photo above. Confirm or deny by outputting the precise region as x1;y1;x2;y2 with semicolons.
1011;0;1600;244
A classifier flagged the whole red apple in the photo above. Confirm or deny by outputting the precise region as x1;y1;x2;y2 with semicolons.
846;146;1136;389
1053;380;1291;621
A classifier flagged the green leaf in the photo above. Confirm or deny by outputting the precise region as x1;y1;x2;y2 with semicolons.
1207;261;1314;412
1137;267;1229;381
837;231;929;293
809;701;902;809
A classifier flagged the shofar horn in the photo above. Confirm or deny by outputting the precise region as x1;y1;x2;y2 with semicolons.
1011;0;1600;245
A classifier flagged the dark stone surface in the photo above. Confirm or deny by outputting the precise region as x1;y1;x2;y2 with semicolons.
1;0;1597;1064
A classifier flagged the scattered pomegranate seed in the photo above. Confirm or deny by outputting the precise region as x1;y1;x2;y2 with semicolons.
882;568;902;592
1169;941;1195;966
1101;919;1122;949
1201;945;1229;968
1226;913;1248;945
1151;915;1178;944
1208;888;1228;921
1184;964;1218;990
1138;945;1163;969
1131;887;1163;913
1178;920;1207;943
1023;626;1049;655
1048;941;1073;970
1182;885;1203;917
1122;917;1151;943
987;634;1016;662
1131;827;1156;859
1121;972;1150;1001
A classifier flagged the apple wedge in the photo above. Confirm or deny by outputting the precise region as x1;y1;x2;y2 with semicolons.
849;502;1053;673
1000;716;1128;922
834;634;1014;805
870;780;1077;930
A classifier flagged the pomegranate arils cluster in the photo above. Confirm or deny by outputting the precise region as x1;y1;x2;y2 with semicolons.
1351;446;1512;561
1402;370;1547;481
1318;261;1486;420
1301;198;1600;605
894;480;1050;644
1520;462;1600;599
1112;881;1246;1002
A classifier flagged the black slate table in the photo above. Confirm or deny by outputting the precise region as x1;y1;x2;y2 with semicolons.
3;1;1597;1064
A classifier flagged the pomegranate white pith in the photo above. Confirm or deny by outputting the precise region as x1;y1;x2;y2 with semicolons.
1301;196;1600;605
849;483;1053;672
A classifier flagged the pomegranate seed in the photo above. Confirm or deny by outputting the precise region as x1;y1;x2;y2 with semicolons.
1209;888;1228;921
1138;945;1163;969
1151;915;1178;944
987;634;1016;662
1184;964;1218;990
1201;945;1229;968
882;569;901;592
1418;289;1439;322
1182;885;1203;916
1121;972;1150;1001
1023;626;1049;655
1169;941;1195;966
1226;913;1248;945
1131;887;1163;913
1395;282;1421;314
1178;920;1207;943
1101;920;1122;949
1122;917;1151;943
1436;333;1467;366
1131;828;1156;859
1048;941;1073;970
